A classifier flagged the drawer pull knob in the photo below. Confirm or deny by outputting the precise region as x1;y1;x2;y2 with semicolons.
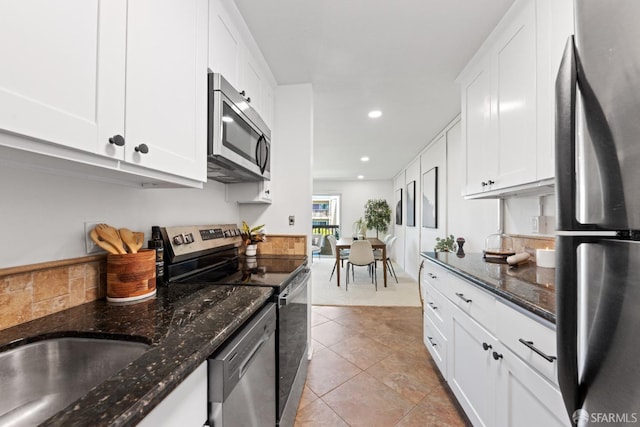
492;351;503;361
427;336;437;347
518;339;557;363
427;273;437;279
108;135;125;146
428;302;438;310
482;342;492;351
455;292;472;303
135;143;149;154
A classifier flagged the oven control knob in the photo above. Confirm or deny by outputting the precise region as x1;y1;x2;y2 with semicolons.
184;233;194;244
172;235;184;245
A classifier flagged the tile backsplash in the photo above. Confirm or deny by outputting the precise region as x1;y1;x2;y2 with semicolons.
0;256;107;331
0;234;308;331
510;234;555;261
255;234;307;256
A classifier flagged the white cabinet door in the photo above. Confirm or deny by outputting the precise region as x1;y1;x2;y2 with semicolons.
124;0;208;182
492;0;537;189
0;0;126;157
226;180;272;204
495;347;569;427
449;305;499;427
137;363;208;427
240;48;264;115
462;57;495;195
209;0;242;88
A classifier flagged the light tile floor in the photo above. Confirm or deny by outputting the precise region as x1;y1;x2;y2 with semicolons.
295;305;470;426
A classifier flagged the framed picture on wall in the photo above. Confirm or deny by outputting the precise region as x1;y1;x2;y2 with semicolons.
395;188;403;225
406;180;416;227
422;167;438;228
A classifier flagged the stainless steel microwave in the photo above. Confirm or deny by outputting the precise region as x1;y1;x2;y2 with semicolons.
207;72;270;183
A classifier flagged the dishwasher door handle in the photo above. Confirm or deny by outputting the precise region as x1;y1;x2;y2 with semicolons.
239;332;271;378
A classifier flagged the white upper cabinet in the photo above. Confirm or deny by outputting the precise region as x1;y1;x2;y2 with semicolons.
0;0;126;157
462;58;494;195
492;0;537;190
208;0;242;89
458;0;574;198
123;0;208;182
208;0;276;129
0;0;207;187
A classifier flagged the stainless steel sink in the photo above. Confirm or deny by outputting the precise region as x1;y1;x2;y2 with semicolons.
0;337;150;426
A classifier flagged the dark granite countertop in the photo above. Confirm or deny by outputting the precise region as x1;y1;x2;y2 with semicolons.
421;252;556;323
0;283;273;426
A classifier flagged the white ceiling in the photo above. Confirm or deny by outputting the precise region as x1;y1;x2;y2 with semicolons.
234;0;515;181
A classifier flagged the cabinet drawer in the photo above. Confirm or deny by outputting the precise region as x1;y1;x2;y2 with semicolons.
424;283;449;336
442;275;496;334
422;261;452;291
495;301;558;386
424;313;447;379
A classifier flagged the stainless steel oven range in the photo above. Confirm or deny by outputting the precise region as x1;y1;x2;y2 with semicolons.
159;224;309;427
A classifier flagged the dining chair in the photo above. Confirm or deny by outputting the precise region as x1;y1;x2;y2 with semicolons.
326;235;348;281
346;239;377;291
375;235;398;283
311;233;324;262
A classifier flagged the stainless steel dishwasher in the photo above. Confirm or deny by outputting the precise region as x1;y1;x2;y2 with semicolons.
208;303;276;426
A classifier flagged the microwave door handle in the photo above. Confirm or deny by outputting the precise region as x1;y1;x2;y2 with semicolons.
261;139;269;174
255;135;267;175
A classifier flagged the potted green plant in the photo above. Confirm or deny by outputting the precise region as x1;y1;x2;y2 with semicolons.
434;234;456;252
364;199;391;239
241;221;265;256
353;217;367;239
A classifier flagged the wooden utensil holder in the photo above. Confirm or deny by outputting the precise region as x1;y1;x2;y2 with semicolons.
107;249;157;302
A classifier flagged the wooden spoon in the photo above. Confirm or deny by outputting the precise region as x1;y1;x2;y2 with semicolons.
95;224;127;254
133;232;145;251
89;228;120;255
119;228;143;253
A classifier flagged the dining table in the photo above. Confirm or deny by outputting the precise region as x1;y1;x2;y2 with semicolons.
335;237;387;287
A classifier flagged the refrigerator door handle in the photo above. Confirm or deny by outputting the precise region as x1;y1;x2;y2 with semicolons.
555;36;579;231
556;235;581;422
556;36;628;231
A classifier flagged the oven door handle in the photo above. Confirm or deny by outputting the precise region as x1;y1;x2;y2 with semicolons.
279;270;310;306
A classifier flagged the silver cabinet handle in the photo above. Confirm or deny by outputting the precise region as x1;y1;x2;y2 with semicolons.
427;336;437;347
428;301;438;310
519;338;557;363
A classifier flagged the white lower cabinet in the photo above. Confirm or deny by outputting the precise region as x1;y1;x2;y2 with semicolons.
449;304;498;427
496;346;568;427
421;258;570;426
137;362;208;427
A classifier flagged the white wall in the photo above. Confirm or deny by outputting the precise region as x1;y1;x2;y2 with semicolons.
0;162;239;268
313;179;393;241
240;84;314;247
393;172;406;268
504;194;556;236
403;159;421;279
420;134;447;253
0;85;315;270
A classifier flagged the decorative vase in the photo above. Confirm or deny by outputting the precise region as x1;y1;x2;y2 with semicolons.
456;238;466;258
245;244;257;257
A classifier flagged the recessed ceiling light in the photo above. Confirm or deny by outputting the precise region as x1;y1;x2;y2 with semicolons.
357;175;364;180
368;110;382;119
360;156;370;162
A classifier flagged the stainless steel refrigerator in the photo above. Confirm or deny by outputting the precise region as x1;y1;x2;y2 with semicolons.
556;1;640;425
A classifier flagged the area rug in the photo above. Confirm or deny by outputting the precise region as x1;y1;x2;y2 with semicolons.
310;256;421;307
